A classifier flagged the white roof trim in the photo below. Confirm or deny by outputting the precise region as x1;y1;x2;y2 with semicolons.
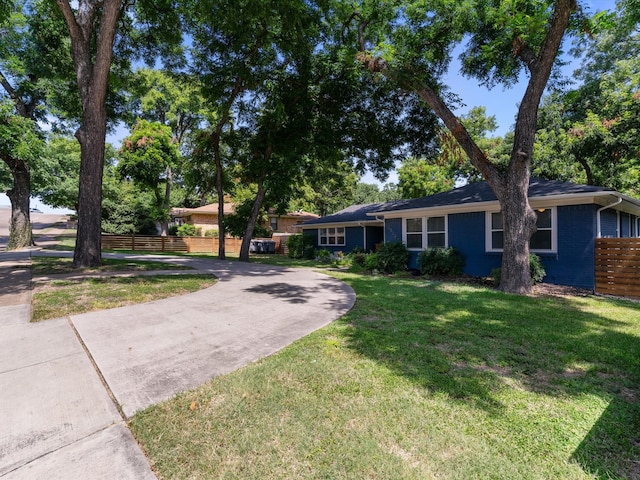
369;191;640;218
300;220;383;229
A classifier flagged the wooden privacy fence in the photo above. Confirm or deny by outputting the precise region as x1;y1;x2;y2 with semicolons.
595;238;640;298
101;234;289;254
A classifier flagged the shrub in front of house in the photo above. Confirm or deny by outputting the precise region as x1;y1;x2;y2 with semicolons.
287;234;316;259
491;253;546;285
168;225;179;236
417;247;465;277
176;224;200;237
316;249;331;263
204;229;218;237
374;242;410;274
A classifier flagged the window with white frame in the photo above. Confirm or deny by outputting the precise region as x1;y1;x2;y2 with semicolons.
405;218;423;249
488;208;555;252
427;216;446;247
404;216;446;249
319;227;345;246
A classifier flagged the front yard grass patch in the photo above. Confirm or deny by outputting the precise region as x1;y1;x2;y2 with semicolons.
130;273;640;480
31;274;216;322
32;256;192;275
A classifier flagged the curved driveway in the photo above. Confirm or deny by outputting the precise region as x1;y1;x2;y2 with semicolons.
0;251;355;479
73;254;356;417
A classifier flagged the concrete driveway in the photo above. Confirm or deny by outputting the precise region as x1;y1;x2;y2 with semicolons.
0;251;355;479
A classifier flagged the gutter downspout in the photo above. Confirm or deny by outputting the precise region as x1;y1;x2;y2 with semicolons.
597;196;623;238
357;222;367;251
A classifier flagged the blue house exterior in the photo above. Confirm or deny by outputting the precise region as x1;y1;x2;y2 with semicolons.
300;179;640;290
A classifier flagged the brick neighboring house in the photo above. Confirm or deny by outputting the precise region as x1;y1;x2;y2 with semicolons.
267;209;319;234
170;203;235;235
171;203;318;236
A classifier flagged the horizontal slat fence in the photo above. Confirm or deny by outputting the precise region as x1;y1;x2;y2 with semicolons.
595;238;640;298
101;234;243;254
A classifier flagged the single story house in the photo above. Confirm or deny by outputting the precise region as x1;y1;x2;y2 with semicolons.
171;203;236;234
171;203;319;235
299;178;640;289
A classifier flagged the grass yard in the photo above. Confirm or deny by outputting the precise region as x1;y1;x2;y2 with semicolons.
130;272;640;480
31;256;192;275
30;257;215;322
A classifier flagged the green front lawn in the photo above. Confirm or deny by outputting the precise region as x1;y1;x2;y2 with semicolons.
130;272;640;479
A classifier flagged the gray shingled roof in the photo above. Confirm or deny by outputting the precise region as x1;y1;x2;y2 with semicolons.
299;203;386;226
299;178;627;227
373;178;614;213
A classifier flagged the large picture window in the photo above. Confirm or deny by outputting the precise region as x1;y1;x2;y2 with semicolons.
488;208;555;252
319;227;345;246
404;216;447;249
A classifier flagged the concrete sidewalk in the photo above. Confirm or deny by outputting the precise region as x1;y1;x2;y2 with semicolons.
0;251;356;479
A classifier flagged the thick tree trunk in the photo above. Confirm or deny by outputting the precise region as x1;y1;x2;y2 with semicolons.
56;0;121;268
239;182;267;262
73;110;106;267
6;159;32;250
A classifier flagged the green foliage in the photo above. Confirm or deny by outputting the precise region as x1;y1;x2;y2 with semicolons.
119;120;179;192
0;101;44;166
204;229;218;238
223;196;270;239
315;249;331;263
398;156;454;199
349;251;367;268
417;247;465;277
176;224;200;237
372;242;409;274
287;234;315;259
491;254;546;286
364;252;379;272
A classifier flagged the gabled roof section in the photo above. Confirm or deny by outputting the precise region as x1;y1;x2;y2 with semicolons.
299;203;386;226
373;178;616;214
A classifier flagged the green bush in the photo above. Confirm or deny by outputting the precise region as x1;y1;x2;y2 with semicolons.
316;249;332;263
176;224;200;237
374;242;409;274
364;253;380;272
529;253;546;284
491;253;546;286
417;247;465;276
287;234;316;259
349;251;367;268
168;225;179;236
204;229;219;238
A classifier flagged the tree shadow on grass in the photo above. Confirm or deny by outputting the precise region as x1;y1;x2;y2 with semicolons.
341;276;640;479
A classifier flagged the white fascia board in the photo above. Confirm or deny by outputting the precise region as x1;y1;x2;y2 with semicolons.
369;200;500;219
369;191;640;219
300;220;383;229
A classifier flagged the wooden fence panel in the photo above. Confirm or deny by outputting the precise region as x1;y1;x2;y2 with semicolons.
101;234;245;254
595;238;640;298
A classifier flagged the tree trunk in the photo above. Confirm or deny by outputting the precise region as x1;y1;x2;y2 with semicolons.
159;165;172;236
6;159;32;250
73;109;107;267
214;151;226;259
56;0;121;268
239;182;267;262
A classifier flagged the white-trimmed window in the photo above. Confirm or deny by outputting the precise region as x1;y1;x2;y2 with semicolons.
404;216;447;250
427;216;446;248
487;208;556;252
405;218;423;249
319;227;345;246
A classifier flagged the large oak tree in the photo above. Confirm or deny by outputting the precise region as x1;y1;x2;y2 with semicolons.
348;0;579;294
